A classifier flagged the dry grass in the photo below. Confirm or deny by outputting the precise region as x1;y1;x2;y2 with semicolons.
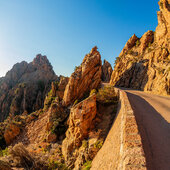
0;160;11;170
9;143;35;169
96;85;118;104
8;143;48;170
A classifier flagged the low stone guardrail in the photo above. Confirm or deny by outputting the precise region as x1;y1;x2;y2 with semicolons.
91;89;146;170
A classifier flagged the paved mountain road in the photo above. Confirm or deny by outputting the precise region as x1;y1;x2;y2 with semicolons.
123;89;170;170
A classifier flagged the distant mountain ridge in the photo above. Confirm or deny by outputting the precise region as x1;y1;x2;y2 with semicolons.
0;54;57;121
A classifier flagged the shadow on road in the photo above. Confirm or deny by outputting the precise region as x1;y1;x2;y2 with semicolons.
126;92;170;170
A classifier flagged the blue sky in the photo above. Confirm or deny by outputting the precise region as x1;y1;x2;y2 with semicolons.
0;0;159;77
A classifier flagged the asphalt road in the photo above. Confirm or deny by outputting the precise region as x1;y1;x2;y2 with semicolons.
124;89;170;170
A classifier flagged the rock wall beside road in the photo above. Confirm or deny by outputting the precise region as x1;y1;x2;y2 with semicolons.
110;0;170;96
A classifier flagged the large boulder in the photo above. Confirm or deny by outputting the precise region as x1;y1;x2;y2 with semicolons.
63;46;102;106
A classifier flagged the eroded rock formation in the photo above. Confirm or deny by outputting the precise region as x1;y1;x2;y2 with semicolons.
63;46;102;106
62;95;97;168
4;123;20;145
110;0;170;96
101;60;113;82
61;85;118;169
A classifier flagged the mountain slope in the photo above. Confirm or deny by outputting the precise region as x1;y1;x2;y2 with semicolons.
0;54;57;121
110;0;170;96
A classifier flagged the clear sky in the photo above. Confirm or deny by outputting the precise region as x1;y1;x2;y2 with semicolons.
0;0;159;77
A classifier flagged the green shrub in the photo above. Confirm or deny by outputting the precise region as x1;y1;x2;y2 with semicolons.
136;39;140;47
39;110;44;115
82;140;88;148
96;86;118;104
157;68;164;74
12;120;22;126
159;1;163;8
114;56;120;64
48;159;68;170
0;147;8;157
51;120;59;134
128;49;134;55
94;140;103;149
44;92;56;110
50;119;67;137
73;99;79;106
148;42;152;47
147;47;152;53
82;161;92;170
18;83;26;88
14;88;20;95
90;89;97;96
74;66;79;72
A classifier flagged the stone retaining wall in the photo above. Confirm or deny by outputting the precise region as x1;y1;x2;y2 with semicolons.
91;90;146;170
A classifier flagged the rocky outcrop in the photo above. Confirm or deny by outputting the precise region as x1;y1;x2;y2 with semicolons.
52;76;69;101
62;85;118;169
110;0;170;96
101;60;113;82
119;34;138;57
63;46;102;106
156;0;170;45
0;54;57;121
45;99;68;142
137;30;154;54
62;95;97;168
4;123;20;145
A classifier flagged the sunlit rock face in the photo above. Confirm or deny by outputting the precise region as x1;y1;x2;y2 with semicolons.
4;123;20;145
63;46;102;106
62;94;97;168
110;0;170;96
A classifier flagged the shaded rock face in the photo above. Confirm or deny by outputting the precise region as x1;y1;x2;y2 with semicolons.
0;54;57;121
43;77;69;142
63;46;102;106
110;0;170;96
52;76;69;101
101;60;113;82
